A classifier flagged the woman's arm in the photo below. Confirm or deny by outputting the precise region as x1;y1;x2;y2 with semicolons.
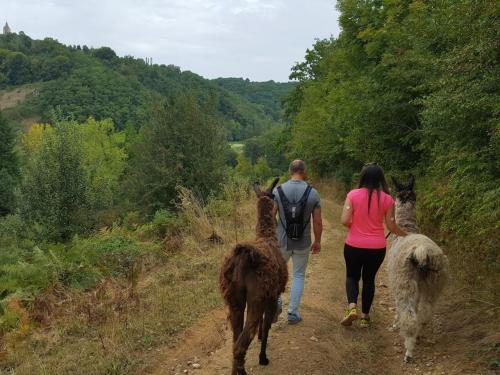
341;197;353;228
384;205;408;237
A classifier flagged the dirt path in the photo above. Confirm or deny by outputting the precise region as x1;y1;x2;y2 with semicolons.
147;197;496;375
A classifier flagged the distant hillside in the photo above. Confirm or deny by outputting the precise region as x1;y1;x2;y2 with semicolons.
213;78;297;121
0;32;295;140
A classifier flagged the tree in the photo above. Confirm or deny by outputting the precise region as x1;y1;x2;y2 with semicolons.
235;154;255;179
79;118;126;210
93;47;117;61
254;157;273;182
3;52;31;84
0;113;19;215
125;94;227;213
39;55;72;80
21;122;89;240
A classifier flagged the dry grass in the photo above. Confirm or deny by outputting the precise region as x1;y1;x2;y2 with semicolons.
312;178;346;204
0;86;35;111
3;179;496;374
0;184;257;375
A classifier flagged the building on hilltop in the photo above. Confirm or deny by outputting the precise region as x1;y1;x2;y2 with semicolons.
3;22;11;34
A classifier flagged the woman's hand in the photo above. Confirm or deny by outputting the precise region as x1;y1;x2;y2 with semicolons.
311;241;321;254
341;197;353;228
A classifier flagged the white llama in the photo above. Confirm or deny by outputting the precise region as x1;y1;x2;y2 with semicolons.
388;175;449;362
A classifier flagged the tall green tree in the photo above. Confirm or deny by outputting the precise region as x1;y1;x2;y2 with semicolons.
3;52;32;84
79;118;127;211
21;122;89;240
125;94;227;213
0;113;19;215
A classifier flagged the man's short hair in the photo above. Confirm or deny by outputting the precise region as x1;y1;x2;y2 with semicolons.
289;159;306;175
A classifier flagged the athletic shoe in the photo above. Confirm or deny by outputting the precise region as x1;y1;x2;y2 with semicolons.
341;307;358;326
359;317;371;328
287;313;302;325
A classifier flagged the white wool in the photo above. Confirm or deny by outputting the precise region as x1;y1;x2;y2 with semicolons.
388;225;449;361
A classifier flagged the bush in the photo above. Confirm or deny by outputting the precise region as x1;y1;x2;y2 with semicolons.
151;209;183;238
0;247;58;299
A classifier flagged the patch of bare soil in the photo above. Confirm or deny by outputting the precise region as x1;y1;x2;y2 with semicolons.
147;197;498;375
0;87;34;110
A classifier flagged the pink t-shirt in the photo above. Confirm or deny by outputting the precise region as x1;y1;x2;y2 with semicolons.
345;188;394;249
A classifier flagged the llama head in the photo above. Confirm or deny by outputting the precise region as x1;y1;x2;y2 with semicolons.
253;177;280;238
253;177;280;200
391;175;416;204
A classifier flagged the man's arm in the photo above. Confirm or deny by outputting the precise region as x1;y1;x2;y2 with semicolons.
311;206;322;254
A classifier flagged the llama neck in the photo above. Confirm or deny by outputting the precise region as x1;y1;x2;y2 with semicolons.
395;200;419;233
256;198;277;240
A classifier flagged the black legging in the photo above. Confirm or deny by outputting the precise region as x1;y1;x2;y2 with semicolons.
344;243;386;314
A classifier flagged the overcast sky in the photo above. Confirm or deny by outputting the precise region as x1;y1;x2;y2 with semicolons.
3;0;340;81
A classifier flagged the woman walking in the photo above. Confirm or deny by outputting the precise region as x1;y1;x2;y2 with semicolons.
340;163;407;327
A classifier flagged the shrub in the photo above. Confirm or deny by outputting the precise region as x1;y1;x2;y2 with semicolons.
151;209;183;238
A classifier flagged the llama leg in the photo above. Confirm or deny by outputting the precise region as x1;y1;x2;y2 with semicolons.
232;305;262;375
404;335;417;362
258;317;263;341
401;305;419;362
418;296;434;327
229;304;245;344
259;300;278;366
389;311;400;331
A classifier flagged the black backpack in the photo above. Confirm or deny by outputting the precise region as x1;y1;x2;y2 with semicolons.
277;184;312;240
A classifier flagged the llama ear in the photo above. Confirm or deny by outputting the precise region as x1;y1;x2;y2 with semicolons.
391;176;402;191
266;177;280;195
408;175;415;190
253;182;262;197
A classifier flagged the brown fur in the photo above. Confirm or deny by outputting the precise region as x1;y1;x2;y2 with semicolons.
219;178;288;375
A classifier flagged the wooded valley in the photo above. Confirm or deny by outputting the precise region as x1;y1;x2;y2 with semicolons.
0;0;498;373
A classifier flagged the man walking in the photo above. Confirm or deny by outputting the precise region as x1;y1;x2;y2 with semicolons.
273;160;323;324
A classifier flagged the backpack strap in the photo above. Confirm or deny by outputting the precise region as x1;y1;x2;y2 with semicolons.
300;185;313;227
299;185;312;205
277;185;290;205
276;186;288;230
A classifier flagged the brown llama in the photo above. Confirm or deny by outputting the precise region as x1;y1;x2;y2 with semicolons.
219;177;288;375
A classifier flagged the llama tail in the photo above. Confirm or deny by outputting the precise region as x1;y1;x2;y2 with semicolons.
219;243;266;304
408;240;449;281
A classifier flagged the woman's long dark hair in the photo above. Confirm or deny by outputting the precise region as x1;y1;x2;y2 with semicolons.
358;163;389;213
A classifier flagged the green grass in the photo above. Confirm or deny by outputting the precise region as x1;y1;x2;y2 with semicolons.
0;182;255;375
229;142;245;154
0;245;226;375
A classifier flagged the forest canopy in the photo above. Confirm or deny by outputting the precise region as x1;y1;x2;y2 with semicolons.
284;0;499;287
0;32;293;140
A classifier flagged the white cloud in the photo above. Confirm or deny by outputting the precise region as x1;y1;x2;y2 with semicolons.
230;0;283;15
2;0;340;81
